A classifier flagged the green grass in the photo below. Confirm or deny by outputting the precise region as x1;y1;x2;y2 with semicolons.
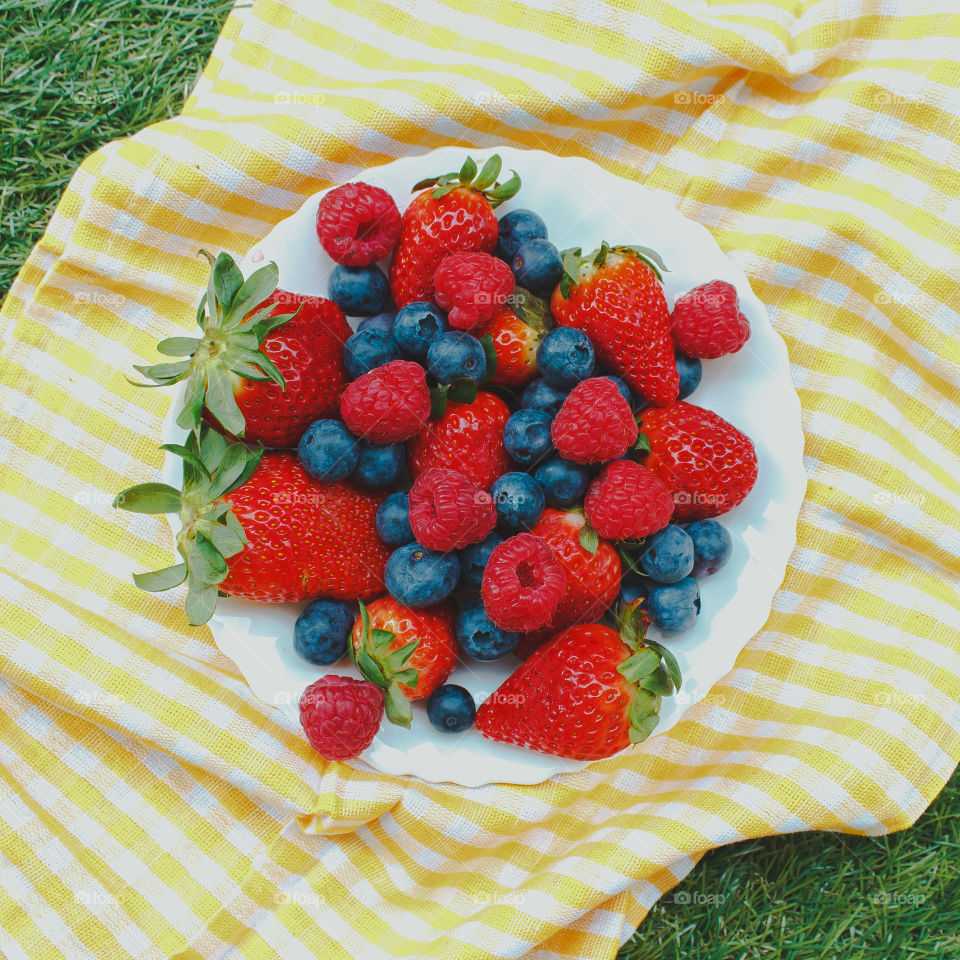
2;2;958;955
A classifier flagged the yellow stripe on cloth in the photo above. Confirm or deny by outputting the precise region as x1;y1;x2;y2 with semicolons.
1;1;959;957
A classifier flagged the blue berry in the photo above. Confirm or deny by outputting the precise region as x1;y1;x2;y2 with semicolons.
455;604;518;661
647;577;700;635
640;525;695;584
503;409;553;467
427;331;487;383
458;532;504;589
604;375;633;407
384;543;459;607
328;264;390;316
426;684;476;733
686;519;732;577
521;378;569;416
618;577;651;610
392;302;447;356
492;471;544;532
376;492;414;547
533;456;590;507
352;440;403;488
343;328;401;379
536;327;595;387
357;312;396;333
297;419;358;481
676;350;702;400
511;238;563;295
497;208;548;262
294;599;355;665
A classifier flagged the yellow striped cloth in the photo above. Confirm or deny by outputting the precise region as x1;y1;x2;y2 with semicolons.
2;0;959;956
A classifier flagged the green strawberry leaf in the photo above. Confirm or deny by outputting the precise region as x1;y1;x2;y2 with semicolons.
203;520;246;559
206;441;255;500
487;170;521;205
160;442;210;479
618;647;662;684
578;520;599;555
156;337;201;357
633;432;651;455
213;252;244;308
113;482;182;514
132;360;191;384
640;637;682;692
431;183;459;199
473;155;502;191
448;377;478;404
458;156;478;184
593;241;610;267
177;367;207;431
628;712;660;743
430;384;450;418
204;366;246;437
640;661;675;697
229;262;280;322
184;583;218;626
133;562;188;592
384;682;413;728
478;334;498;383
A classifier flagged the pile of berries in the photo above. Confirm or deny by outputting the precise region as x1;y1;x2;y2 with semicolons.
121;153;758;765
293;156;757;763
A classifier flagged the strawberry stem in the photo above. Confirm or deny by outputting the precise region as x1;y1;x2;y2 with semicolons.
411;154;521;207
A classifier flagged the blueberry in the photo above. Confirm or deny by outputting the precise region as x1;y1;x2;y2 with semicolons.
426;684;476;733
640;524;695;584
492;471;544;532
343;328;401;379
676;350;702;400
521;378;569;416
536;327;595;387
294;599;355;665
328;264;390;316
458;532;504;589
455;604;518;661
686;519;732;577
385;543;459;607
533;456;590;507
298;419;358;481
376;492;414;547
357;312;396;333
427;331;487;384
503;409;553;467
604;375;633;407
618;577;651;610
392;302;448;356
352;440;403;488
512;238;563;295
647;577;700;635
497;208;548;262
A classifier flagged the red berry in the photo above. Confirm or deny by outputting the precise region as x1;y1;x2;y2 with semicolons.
351;598;458;700
639;401;758;521
407;391;513;491
551;377;638;463
551;248;678;407
299;675;384;760
408;468;496;550
584;460;674;540
433;251;515;330
478;307;543;387
671;280;750;359
481;533;566;632
315;182;401;267
340;360;431;443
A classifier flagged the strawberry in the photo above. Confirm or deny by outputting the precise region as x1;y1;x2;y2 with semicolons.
550;243;678;407
475;605;682;760
477;292;549;388
134;252;351;447
515;508;621;659
638;401;758;521
114;425;389;624
351;597;458;701
407;390;513;491
389;155;520;309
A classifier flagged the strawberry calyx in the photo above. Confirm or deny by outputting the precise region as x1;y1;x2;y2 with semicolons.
557;242;669;298
113;424;262;626
507;286;552;329
411;154;521;208
615;599;683;742
130;250;299;438
349;601;421;728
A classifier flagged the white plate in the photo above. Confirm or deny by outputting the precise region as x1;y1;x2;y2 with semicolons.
161;145;804;786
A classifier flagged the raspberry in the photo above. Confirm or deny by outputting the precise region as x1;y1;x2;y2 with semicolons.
340;360;431;443
671;280;750;359
299;675;384;760
481;533;566;632
316;182;402;267
433;251;514;330
551;377;638;463
584;460;675;540
408;468;496;550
